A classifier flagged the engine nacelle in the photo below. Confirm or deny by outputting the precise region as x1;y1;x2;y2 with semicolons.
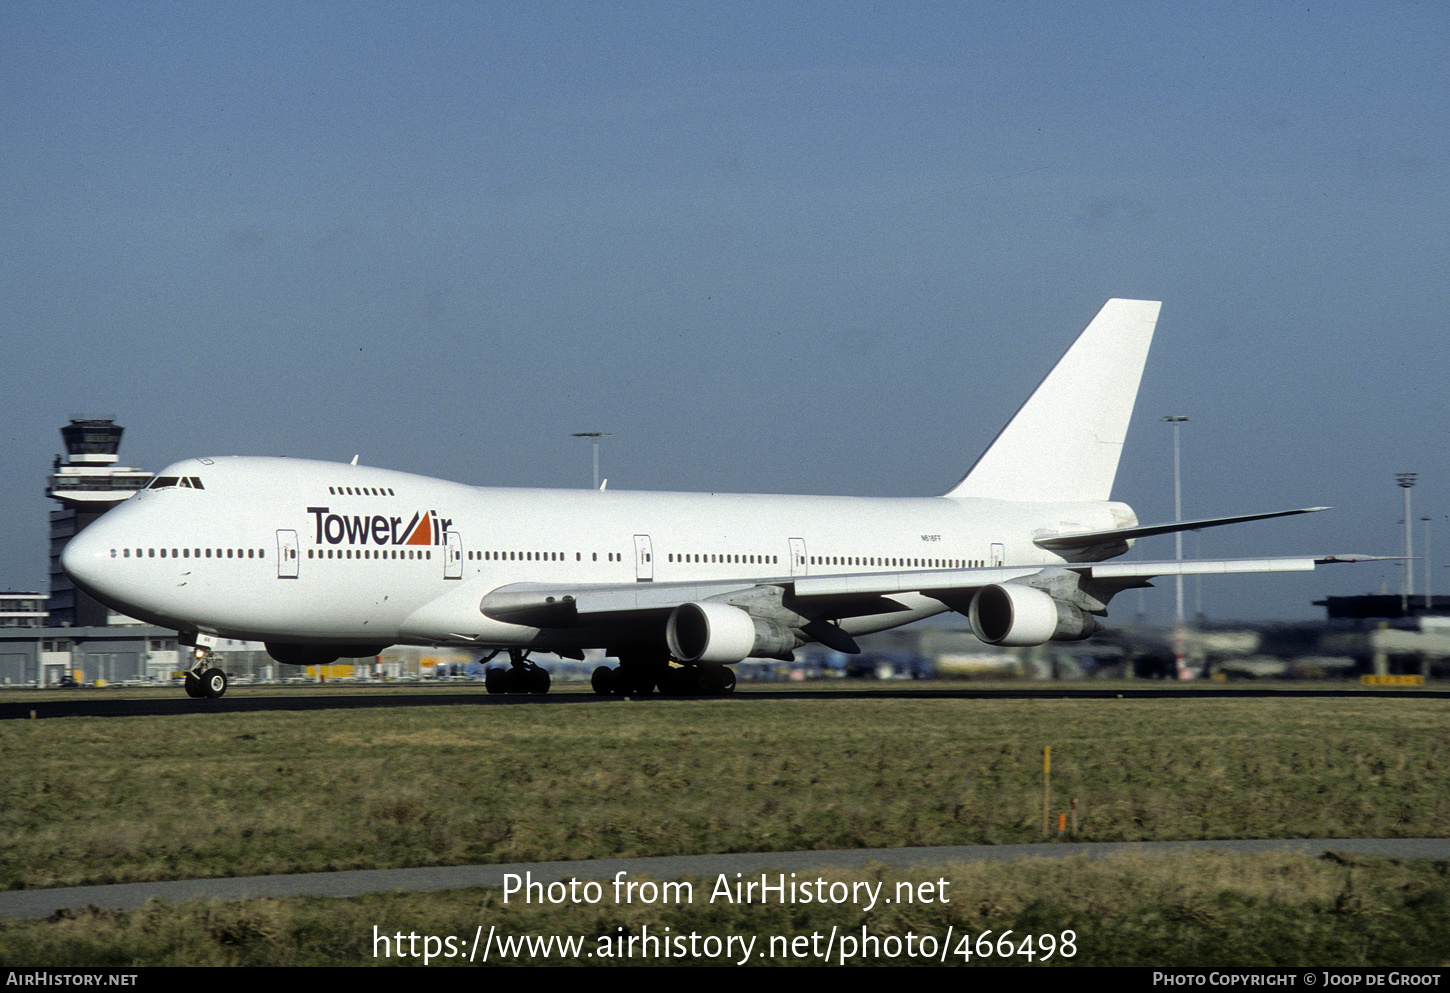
265;642;388;666
666;601;796;663
968;584;1101;647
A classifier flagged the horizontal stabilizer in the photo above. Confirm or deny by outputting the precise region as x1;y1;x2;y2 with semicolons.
1314;554;1403;564
1085;557;1318;579
1034;507;1330;551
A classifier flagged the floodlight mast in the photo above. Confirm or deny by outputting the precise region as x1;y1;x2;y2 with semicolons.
1422;516;1434;607
1396;473;1417;612
1163;415;1190;678
572;433;613;490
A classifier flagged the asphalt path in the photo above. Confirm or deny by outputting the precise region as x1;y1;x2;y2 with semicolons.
3;838;1447;920
3;684;1447;720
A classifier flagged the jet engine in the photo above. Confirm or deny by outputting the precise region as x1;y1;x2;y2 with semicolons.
967;584;1101;647
666;601;796;663
265;642;388;666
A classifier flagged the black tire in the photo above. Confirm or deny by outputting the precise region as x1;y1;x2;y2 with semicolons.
591;665;615;695
693;665;715;694
700;664;734;695
657;666;687;696
623;667;654;696
612;666;639;695
485;667;507;694
184;671;203;698
201;667;227;699
530;667;551;694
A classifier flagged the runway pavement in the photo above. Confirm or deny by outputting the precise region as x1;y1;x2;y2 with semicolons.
4;838;1447;919
3;683;1446;720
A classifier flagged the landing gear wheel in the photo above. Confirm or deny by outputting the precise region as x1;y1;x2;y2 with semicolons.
614;666;654;696
591;665;615;695
184;671;204;698
657;666;689;696
494;649;551;694
680;663;736;695
200;667;228;699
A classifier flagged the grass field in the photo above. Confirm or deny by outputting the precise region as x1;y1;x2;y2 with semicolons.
3;694;1447;888
1;691;1447;965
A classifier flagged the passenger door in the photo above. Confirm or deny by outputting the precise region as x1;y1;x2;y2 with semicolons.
633;535;654;582
444;531;462;580
789;538;808;577
276;530;299;579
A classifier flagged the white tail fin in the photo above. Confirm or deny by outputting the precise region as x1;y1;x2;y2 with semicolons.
944;298;1161;502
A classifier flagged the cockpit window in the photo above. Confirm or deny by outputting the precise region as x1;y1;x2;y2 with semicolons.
149;477;179;489
149;476;204;489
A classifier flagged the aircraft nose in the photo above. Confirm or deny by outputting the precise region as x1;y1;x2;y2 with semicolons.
61;519;119;601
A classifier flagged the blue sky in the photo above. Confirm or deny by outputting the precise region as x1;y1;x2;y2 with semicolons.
3;1;1446;622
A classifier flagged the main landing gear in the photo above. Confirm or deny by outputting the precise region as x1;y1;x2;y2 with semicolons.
183;650;228;699
483;648;552;695
591;653;736;697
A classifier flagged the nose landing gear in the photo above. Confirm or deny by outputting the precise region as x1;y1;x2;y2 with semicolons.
183;650;228;699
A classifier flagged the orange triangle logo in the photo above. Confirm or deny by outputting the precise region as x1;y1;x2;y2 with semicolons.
404;512;433;545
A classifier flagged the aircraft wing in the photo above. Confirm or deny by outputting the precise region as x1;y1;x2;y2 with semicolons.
481;565;1049;623
481;580;772;625
480;553;1380;625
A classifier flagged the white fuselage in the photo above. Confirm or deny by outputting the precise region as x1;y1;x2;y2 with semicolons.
61;456;1133;652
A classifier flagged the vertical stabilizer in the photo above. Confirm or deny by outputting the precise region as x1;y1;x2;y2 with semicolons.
944;298;1161;502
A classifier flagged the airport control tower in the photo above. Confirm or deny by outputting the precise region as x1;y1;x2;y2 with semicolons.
45;418;153;627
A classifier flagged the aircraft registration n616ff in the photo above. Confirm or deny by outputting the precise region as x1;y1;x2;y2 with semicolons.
63;299;1373;699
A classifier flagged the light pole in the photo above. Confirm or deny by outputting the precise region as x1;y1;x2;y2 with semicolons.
1396;473;1416;613
1422;515;1434;610
1163;415;1190;678
572;433;613;490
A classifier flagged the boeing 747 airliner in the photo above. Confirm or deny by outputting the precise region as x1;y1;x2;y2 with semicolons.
62;299;1372;698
